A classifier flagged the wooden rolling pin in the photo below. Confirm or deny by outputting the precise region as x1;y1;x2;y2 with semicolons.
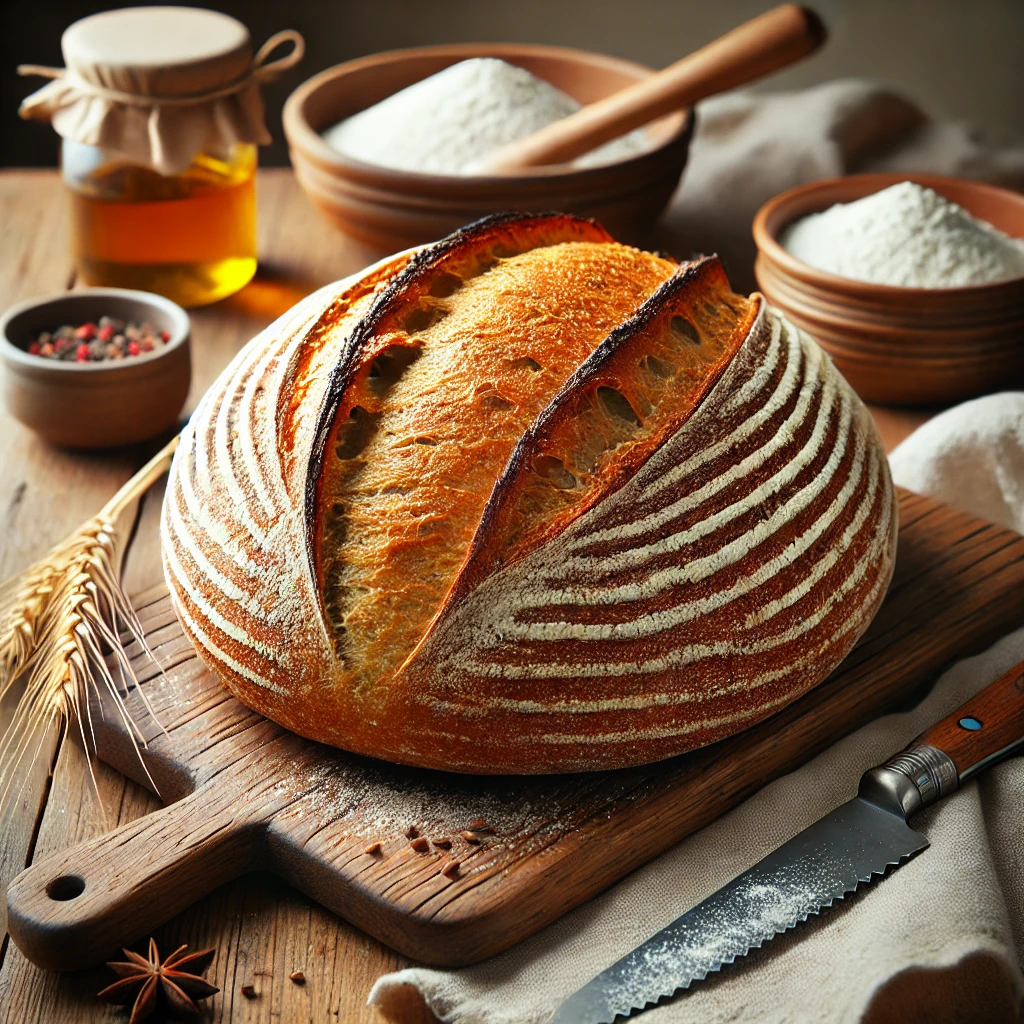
477;4;826;174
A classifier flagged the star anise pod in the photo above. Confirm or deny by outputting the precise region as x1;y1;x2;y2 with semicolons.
98;937;219;1023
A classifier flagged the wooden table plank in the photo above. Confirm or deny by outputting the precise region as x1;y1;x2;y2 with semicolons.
0;168;937;1024
866;405;932;453
0;172;142;962
0;168;421;1024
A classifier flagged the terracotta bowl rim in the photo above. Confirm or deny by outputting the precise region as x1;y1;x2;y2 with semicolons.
282;41;693;190
0;287;191;377
752;172;1024;299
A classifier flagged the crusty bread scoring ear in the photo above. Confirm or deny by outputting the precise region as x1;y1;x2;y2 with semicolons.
163;213;896;774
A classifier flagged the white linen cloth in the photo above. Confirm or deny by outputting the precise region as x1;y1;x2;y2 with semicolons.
368;82;1024;1023
369;392;1024;1023
888;394;1024;537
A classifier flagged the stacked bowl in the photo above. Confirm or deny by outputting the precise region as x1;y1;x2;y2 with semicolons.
753;173;1024;406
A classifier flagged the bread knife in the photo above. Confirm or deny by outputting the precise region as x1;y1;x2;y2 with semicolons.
550;658;1024;1023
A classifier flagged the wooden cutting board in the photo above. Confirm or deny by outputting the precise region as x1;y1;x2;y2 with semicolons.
7;489;1024;972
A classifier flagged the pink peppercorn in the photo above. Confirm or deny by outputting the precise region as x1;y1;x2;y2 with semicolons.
160;330;170;342
29;317;162;363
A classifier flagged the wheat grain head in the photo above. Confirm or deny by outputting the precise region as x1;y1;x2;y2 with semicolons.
0;437;178;826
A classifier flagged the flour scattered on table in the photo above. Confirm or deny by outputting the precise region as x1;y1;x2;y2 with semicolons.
322;57;651;174
780;181;1024;287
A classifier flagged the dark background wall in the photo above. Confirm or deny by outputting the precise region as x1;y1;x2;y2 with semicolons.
4;0;1023;168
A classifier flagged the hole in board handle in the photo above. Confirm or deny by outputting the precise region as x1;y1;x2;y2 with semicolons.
46;874;85;901
958;717;983;731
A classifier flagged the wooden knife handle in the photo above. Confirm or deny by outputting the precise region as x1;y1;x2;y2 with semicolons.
916;659;1024;782
861;660;1024;819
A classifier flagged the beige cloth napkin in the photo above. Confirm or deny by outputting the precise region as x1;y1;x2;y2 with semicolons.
369;392;1024;1023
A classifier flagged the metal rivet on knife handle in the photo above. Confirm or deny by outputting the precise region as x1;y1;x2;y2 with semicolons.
915;659;1024;782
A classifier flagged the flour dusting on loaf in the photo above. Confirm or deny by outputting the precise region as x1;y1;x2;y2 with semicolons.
163;213;896;774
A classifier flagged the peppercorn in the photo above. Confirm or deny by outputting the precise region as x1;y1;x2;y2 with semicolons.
26;317;171;364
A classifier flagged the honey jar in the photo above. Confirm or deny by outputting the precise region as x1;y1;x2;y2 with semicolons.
19;8;303;308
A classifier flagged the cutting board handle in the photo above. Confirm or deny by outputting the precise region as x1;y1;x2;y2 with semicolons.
6;784;260;971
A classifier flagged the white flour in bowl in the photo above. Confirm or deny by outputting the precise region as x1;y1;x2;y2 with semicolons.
780;181;1024;288
322;57;651;175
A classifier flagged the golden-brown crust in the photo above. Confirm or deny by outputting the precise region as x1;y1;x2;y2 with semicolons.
311;214;676;691
443;256;758;611
391;293;896;772
305;212;615;532
162;214;897;774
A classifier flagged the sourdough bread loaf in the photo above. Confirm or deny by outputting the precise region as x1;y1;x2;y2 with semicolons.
162;213;897;773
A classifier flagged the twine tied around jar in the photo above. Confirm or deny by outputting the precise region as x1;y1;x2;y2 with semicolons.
18;17;305;175
18;30;304;108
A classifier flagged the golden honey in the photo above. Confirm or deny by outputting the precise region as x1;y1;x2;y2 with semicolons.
63;142;258;308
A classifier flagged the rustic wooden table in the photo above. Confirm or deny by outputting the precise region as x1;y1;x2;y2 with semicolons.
0;168;931;1024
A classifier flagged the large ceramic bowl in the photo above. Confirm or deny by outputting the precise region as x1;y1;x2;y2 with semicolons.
283;43;694;252
0;288;191;449
753;173;1024;406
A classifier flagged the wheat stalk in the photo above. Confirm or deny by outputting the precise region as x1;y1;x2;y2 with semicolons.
0;435;179;825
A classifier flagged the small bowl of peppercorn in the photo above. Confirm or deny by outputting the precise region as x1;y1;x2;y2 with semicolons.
0;288;191;449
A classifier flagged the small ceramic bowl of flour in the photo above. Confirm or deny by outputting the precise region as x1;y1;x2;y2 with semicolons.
283;45;693;252
753;173;1024;406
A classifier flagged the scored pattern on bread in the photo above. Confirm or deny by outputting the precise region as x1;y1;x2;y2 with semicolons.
162;253;411;715
162;213;897;774
407;298;896;770
442;256;758;615
313;214;676;689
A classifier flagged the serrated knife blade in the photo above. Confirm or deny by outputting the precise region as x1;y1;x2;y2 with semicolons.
549;797;927;1024
550;656;1024;1024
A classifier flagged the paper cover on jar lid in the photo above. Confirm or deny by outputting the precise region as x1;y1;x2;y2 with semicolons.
17;7;303;175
